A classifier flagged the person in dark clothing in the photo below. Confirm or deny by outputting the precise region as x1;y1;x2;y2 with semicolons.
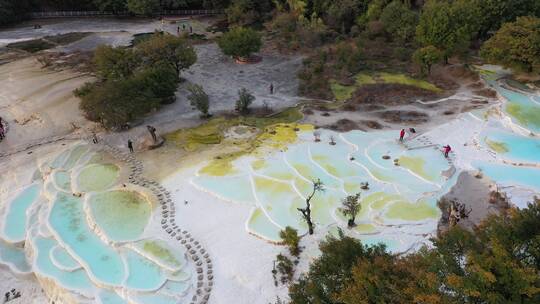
92;133;98;144
269;83;274;94
128;139;134;153
147;125;157;143
409;127;416;133
189;26;193;33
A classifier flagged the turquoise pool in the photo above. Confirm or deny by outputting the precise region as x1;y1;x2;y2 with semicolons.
87;190;151;242
0;143;195;303
2;183;41;242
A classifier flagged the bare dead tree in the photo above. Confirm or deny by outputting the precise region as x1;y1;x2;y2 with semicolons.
448;200;472;227
297;179;324;235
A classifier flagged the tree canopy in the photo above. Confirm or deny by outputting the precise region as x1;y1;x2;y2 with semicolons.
289;199;540;304
379;0;417;43
76;33;196;129
0;0;32;25
413;45;443;75
218;27;262;59
136;33;197;75
481;16;540;74
415;0;478;62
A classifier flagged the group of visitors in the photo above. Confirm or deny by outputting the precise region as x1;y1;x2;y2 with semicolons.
176;24;193;35
399;128;452;158
4;289;21;303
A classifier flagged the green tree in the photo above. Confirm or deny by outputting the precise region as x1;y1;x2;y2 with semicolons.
187;84;210;117
127;0;159;15
225;0;273;26
413;45;443;75
289;230;388;304
340;193;361;228
76;75;161;129
280;226;301;256
135;64;178;104
77;39;181;129
355;0;390;29
416;0;478;63
218;27;262;60
93;45;140;80
379;0;418;43
338;250;442;304
136;33;197;76
276;253;294;284
480;16;540;74
0;0;32;25
235;87;255;113
474;0;540;39
289;199;540;304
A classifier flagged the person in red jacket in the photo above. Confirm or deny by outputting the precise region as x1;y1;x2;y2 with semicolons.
399;129;405;142
443;145;452;158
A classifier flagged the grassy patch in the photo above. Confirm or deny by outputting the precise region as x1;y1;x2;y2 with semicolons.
355;73;376;85
46;32;90;45
7;39;56;53
330;72;442;100
166;107;303;151
6;32;91;53
485;138;509;153
330;80;356;101
166;107;306;176
377;72;441;92
199;123;312;176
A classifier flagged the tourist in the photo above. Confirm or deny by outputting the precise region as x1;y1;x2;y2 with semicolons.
399;129;405;142
92;133;98;144
409;127;416;133
443;145;452;158
177;26;180;35
128;139;134;153
182;24;186;31
189;26;193;33
269;83;274;95
147;125;157;143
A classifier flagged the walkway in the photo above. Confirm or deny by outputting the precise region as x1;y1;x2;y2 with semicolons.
102;143;214;304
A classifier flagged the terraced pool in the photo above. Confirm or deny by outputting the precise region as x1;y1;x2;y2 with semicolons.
0;144;194;303
193;128;449;249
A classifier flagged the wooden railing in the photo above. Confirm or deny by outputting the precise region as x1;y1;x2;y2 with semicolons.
29;9;224;19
